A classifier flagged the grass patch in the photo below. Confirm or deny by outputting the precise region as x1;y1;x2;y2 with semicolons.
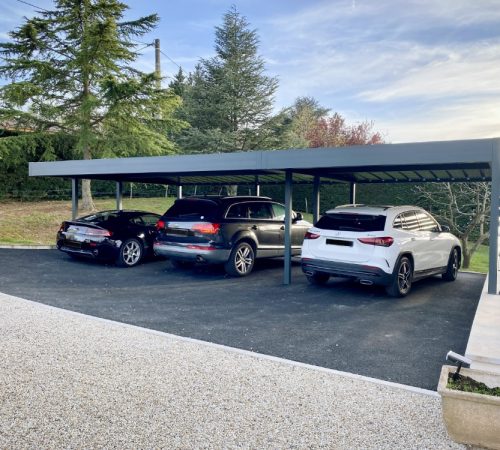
447;374;500;396
467;245;488;274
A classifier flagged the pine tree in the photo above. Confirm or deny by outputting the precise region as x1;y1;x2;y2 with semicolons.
0;0;187;210
177;6;278;153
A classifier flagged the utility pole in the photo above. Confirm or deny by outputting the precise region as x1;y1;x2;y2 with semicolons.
155;38;161;88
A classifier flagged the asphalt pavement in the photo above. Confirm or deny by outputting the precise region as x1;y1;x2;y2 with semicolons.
0;248;484;390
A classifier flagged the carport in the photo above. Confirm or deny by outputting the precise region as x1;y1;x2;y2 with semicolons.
29;137;500;294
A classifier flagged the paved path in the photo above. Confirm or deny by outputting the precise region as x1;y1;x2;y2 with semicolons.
0;293;463;449
0;249;484;390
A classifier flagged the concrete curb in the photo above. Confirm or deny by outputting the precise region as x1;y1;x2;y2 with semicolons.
0;291;438;398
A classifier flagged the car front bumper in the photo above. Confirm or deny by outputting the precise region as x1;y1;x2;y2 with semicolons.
301;257;393;286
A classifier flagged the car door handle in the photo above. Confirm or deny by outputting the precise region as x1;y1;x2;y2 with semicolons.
280;226;285;230
251;225;258;230
411;237;416;241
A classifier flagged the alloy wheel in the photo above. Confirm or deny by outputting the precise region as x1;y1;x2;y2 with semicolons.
122;240;142;266
397;260;412;294
235;245;253;274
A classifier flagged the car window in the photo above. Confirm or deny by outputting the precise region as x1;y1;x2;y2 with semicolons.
163;199;220;220
402;211;420;231
141;214;160;226
129;215;144;225
248;202;273;220
226;203;249;219
271;203;286;221
315;213;386;231
415;211;439;231
393;214;403;229
79;211;119;223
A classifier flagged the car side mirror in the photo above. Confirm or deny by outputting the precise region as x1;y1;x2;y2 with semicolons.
440;225;450;233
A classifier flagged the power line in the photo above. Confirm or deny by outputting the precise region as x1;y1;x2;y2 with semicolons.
16;0;49;12
159;49;181;69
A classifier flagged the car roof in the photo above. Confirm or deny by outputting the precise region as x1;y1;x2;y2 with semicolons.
177;196;273;206
326;204;426;216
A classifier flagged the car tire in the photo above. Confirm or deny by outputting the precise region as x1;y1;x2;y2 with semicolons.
442;248;459;281
171;259;194;269
117;238;143;267
224;241;255;277
386;256;413;297
306;271;330;285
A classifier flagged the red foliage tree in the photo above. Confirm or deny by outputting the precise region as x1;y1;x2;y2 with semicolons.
305;113;383;148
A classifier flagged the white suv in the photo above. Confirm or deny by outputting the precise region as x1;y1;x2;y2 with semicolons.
301;205;461;297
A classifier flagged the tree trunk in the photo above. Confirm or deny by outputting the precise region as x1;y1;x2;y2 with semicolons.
81;179;95;211
80;142;95;211
462;250;472;269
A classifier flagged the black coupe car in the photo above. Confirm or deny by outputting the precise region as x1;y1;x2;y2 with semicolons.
57;210;161;267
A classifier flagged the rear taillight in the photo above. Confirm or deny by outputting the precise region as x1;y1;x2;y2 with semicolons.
304;231;321;240
86;228;112;237
358;237;394;247
192;223;220;235
156;219;165;230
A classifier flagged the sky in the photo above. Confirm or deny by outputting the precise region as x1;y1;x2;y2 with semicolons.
1;0;500;143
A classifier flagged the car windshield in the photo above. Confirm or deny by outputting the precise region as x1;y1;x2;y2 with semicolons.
316;213;386;232
163;199;220;220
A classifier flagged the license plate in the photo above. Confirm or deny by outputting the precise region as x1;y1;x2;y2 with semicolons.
65;232;85;242
326;239;353;247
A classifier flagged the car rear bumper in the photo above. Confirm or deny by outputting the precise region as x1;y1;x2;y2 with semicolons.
57;238;119;261
301;258;393;286
153;241;230;264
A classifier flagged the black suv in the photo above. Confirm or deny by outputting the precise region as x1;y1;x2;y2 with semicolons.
153;196;311;276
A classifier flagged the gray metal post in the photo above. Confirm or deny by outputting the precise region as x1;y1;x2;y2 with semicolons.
255;176;260;196
488;143;500;294
284;171;293;285
349;182;357;204
71;178;79;220
116;181;123;211
313;175;320;224
177;185;183;199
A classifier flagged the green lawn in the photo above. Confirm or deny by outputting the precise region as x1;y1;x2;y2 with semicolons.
467;245;489;274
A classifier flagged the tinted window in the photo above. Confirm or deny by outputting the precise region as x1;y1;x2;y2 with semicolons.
226;203;249;219
141;214;160;226
402;211;419;231
416;211;438;231
163;199;220;220
79;211;119;223
271;203;286;220
248;202;273;220
315;213;386;232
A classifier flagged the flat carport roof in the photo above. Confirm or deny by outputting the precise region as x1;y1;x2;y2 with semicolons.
29;137;500;293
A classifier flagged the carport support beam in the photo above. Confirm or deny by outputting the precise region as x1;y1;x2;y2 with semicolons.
349;182;357;204
488;144;500;294
255;176;260;196
177;185;183;199
71;178;79;220
116;181;123;211
313;175;320;224
284;171;293;285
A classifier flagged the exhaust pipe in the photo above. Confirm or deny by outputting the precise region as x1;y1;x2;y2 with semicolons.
359;279;373;286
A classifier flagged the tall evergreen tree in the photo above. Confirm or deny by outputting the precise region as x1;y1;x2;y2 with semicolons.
177;6;278;153
0;0;186;210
